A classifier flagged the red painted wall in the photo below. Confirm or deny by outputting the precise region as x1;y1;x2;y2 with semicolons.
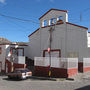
34;66;68;78
84;67;90;72
68;68;78;77
34;66;49;77
5;59;11;73
51;67;68;78
34;66;78;78
5;59;25;73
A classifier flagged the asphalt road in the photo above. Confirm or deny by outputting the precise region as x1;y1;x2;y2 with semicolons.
0;76;90;90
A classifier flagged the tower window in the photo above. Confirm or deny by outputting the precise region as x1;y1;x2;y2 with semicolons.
57;16;63;24
44;20;47;27
58;16;63;21
50;18;55;25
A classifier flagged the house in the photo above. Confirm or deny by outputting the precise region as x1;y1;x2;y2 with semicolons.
28;9;90;77
0;42;28;73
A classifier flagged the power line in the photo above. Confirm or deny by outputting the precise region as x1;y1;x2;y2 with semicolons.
0;13;40;24
0;16;33;39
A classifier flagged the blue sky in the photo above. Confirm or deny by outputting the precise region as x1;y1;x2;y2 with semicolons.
0;0;90;42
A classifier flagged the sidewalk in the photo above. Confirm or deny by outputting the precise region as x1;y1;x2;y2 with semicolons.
71;71;90;81
31;71;90;81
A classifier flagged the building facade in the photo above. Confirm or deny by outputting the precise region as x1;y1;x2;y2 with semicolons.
28;9;88;61
28;9;90;77
0;43;28;73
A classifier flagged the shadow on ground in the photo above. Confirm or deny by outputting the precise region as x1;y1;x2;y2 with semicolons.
3;78;23;81
2;76;56;81
29;76;56;81
75;85;90;90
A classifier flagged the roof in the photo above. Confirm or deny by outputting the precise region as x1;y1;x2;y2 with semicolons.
0;42;28;46
0;37;11;43
39;9;68;20
28;28;40;37
28;22;88;37
66;22;88;30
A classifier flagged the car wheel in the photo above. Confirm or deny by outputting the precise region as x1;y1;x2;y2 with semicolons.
8;76;12;79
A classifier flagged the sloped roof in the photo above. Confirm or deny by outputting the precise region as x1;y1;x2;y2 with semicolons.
66;22;88;29
28;22;88;37
39;9;68;20
0;38;28;46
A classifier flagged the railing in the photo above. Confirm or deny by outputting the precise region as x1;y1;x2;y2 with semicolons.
34;57;78;69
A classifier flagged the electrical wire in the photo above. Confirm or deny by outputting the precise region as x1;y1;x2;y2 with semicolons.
0;13;40;24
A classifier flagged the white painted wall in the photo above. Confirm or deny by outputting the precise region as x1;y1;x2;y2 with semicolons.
6;45;28;58
87;32;90;47
0;45;6;70
40;10;68;27
34;57;78;69
27;30;41;59
0;44;28;71
28;23;88;62
28;9;89;62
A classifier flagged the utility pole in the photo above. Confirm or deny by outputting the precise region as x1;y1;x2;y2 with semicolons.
48;27;54;77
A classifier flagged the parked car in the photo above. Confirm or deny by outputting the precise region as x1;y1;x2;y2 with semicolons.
7;68;32;79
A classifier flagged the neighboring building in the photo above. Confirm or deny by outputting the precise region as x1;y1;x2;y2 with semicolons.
0;42;28;73
28;9;90;77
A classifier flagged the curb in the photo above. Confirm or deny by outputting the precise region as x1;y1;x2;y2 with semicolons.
29;76;57;81
29;76;68;81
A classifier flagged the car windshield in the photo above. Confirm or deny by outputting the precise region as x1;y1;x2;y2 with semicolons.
20;70;26;73
13;70;21;73
13;69;30;73
25;69;30;72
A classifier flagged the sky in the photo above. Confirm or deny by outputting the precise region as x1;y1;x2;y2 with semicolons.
0;0;90;42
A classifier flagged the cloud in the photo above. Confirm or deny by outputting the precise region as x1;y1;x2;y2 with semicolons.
0;0;6;4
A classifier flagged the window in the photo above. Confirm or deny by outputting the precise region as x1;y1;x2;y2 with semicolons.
50;18;55;25
0;47;2;54
58;16;63;21
44;20;47;27
12;49;18;55
57;16;63;24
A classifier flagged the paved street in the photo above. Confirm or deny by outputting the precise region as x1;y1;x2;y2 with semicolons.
0;75;90;90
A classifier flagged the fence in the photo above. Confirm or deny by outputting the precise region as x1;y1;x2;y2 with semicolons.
34;57;78;69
